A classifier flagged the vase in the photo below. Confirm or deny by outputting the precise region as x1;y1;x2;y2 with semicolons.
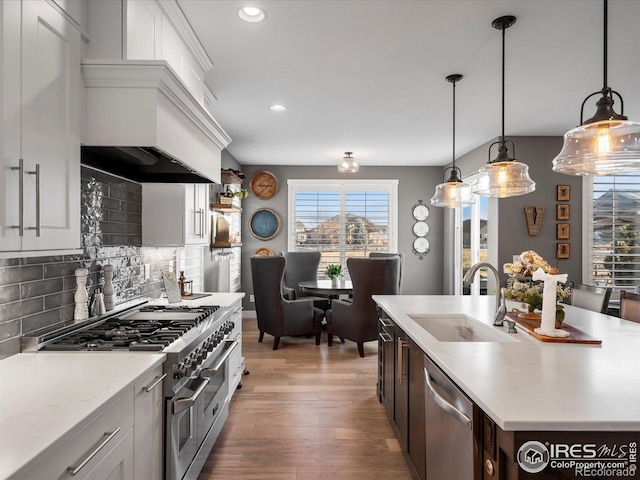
331;277;339;287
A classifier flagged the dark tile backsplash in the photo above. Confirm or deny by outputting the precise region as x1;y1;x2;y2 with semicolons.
0;166;178;358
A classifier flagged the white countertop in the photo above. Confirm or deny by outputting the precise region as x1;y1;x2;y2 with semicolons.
373;295;640;432
151;292;244;308
0;352;165;479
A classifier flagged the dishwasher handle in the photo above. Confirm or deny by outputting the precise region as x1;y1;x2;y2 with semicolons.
424;368;472;430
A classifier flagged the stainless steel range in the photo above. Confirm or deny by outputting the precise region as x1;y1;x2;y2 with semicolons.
22;299;242;480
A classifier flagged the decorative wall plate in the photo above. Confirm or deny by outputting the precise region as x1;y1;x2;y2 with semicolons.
250;170;279;200
249;208;281;240
254;247;274;257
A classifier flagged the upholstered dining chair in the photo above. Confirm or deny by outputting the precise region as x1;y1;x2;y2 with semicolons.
280;251;330;310
619;290;640;323
250;256;324;350
369;252;404;293
325;257;399;357
568;282;612;314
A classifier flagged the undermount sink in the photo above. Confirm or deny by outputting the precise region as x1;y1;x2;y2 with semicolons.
408;314;519;343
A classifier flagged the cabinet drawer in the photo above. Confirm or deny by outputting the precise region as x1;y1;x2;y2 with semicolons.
21;390;134;480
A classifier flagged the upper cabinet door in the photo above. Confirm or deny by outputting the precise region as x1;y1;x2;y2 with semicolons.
20;0;81;251
184;184;209;245
0;1;23;252
126;0;162;60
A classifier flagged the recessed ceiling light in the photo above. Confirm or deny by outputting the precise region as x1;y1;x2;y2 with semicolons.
238;6;267;23
269;104;286;111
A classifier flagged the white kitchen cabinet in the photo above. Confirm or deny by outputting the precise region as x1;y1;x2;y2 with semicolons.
227;298;244;399
134;365;165;480
142;183;210;246
0;0;81;254
17;390;135;480
87;0;209;104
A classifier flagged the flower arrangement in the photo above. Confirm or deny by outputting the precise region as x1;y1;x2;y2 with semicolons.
503;250;570;321
325;264;342;279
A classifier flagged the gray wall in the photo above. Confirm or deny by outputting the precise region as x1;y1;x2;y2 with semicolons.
238;165;445;309
454;136;583;285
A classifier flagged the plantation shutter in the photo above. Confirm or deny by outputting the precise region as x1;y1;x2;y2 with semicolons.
289;180;397;278
592;176;640;289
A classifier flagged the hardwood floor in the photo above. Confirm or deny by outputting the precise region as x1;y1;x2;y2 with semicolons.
198;316;413;480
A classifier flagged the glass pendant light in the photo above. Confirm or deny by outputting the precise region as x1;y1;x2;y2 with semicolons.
431;74;475;207
553;0;640;175
337;151;359;173
473;16;536;198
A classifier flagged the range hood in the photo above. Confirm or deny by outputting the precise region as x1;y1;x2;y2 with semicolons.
81;60;231;183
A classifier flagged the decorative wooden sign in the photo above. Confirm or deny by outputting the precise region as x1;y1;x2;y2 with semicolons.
557;223;570;240
557;185;571;201
524;206;545;236
557;243;570;259
556;204;570;220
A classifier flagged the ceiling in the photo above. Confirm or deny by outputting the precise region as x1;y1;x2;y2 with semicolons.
177;0;640;168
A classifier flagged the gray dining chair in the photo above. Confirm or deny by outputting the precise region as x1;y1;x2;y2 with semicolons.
568;282;612;314
250;256;324;350
325;257;399;357
280;251;329;310
369;252;404;293
620;290;640;323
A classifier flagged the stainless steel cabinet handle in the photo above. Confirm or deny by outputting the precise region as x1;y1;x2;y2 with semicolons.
143;373;167;393
26;164;40;236
378;332;392;343
173;377;210;415
195;208;205;237
379;318;393;328
200;340;239;378
397;337;409;383
67;427;121;476
9;159;24;235
424;368;472;430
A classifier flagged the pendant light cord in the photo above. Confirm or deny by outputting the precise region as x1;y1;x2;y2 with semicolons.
452;80;456;167
603;0;608;91
501;24;506;143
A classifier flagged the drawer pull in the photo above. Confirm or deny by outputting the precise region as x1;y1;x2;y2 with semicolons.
144;373;167;393
379;318;393;328
67;427;121;476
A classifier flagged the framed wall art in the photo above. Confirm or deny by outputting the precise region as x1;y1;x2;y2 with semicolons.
556;223;570;240
556;185;571;201
557;243;570;259
556;204;570;221
249;208;281;240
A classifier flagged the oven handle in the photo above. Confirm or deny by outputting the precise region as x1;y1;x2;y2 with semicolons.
172;377;210;415
200;340;239;378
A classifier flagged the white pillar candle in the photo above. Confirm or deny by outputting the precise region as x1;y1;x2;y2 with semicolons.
532;268;569;337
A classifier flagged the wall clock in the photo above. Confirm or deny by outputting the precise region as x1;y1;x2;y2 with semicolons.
250;170;279;200
249;208;281;240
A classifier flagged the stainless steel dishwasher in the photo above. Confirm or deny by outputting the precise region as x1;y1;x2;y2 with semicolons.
424;355;474;479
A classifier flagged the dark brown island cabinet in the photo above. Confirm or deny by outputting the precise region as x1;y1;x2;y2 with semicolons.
377;307;639;480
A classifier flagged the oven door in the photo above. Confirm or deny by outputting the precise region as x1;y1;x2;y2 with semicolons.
166;377;209;480
198;340;238;440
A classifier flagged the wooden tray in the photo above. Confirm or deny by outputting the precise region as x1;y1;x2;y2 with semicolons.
505;311;602;344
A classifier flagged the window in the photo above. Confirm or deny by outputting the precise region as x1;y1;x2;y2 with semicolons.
288;179;398;277
453;173;490;296
590;175;640;289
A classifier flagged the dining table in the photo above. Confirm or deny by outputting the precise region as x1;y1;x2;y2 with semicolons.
299;279;353;306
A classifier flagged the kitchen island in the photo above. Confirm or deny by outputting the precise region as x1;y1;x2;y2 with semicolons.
374;295;640;480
